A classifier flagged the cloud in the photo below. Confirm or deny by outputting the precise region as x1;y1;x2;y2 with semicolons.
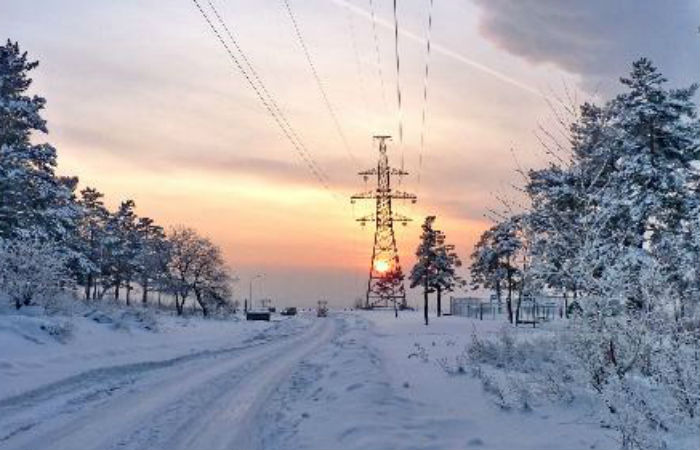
472;0;700;92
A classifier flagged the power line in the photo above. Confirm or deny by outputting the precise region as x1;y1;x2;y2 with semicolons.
281;0;359;168
368;0;388;116
205;0;328;184
345;4;371;133
191;0;332;192
205;0;324;181
392;0;404;168
416;0;434;191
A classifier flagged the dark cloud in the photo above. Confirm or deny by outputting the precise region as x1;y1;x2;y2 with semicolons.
472;0;700;92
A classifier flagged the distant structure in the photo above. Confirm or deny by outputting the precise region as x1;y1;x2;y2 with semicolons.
351;136;416;309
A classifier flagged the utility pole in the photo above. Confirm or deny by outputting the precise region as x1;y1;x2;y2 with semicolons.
351;136;416;309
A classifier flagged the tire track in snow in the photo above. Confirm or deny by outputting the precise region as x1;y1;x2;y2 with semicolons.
0;316;333;450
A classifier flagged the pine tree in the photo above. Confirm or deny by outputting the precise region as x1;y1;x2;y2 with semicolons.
410;217;462;323
410;216;438;325
0;40;79;241
606;58;699;308
469;217;522;323
107;200;140;304
524;59;700;313
134;216;166;305
432;229;463;317
75;187;109;300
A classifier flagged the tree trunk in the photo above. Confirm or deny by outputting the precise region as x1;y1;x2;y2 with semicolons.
423;279;429;326
437;287;442;317
506;257;513;324
175;293;183;315
195;291;208;317
125;279;131;306
84;274;92;300
115;279;121;301
515;286;522;324
142;278;148;305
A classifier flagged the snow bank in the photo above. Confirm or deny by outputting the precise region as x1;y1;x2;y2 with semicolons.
0;306;278;401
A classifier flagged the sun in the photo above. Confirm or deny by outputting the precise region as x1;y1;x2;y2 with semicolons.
374;260;390;273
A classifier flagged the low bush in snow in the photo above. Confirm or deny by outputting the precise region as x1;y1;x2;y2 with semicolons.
39;320;74;343
450;305;700;450
0;237;71;310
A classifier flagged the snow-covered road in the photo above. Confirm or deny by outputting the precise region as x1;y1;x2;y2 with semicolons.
0;312;613;450
0;315;334;450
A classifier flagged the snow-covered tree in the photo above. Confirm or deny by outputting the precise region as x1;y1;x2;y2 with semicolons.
0;39;79;242
410;216;463;323
410;216;438;325
74;187;109;300
469;217;522;323
469;227;503;301
432;229;463;317
521;59;699;317
134;216;167;305
107;200;141;304
0;237;69;309
166;226;231;316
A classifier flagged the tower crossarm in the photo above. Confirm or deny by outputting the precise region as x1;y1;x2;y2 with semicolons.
350;190;378;202
355;213;412;224
391;213;412;224
389;191;418;202
358;169;378;176
355;214;374;225
389;168;409;176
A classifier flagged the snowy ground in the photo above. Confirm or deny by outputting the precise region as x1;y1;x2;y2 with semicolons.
0;309;618;449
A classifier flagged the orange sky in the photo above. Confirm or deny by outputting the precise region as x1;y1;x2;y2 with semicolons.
4;0;697;306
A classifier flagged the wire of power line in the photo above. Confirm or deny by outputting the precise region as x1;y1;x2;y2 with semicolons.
281;0;360;168
392;0;404;169
416;0;434;192
345;5;372;134
368;0;388;117
204;0;329;186
192;0;333;194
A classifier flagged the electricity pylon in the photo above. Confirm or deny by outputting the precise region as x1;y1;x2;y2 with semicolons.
351;136;417;309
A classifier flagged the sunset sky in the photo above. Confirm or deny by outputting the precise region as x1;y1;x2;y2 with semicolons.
3;0;698;306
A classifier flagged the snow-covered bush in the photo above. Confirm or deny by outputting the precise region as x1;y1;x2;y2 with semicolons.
39;320;74;343
0;237;70;310
461;302;699;449
407;342;430;363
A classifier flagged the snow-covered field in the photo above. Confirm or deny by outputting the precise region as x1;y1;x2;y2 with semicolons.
0;309;624;449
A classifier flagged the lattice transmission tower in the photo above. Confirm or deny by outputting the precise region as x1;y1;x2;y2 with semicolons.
351;136;417;309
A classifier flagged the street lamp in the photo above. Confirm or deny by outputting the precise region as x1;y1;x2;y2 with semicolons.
248;274;264;312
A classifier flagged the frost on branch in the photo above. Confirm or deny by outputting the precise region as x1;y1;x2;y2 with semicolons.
0;237;69;309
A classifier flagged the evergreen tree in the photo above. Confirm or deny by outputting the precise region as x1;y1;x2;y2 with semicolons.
107;200;140;304
410;216;438;325
410;217;462;322
75;187;109;300
0;40;79;241
469;217;522;323
606;59;699;308
134;216;167;305
432;229;463;317
524;59;699;314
